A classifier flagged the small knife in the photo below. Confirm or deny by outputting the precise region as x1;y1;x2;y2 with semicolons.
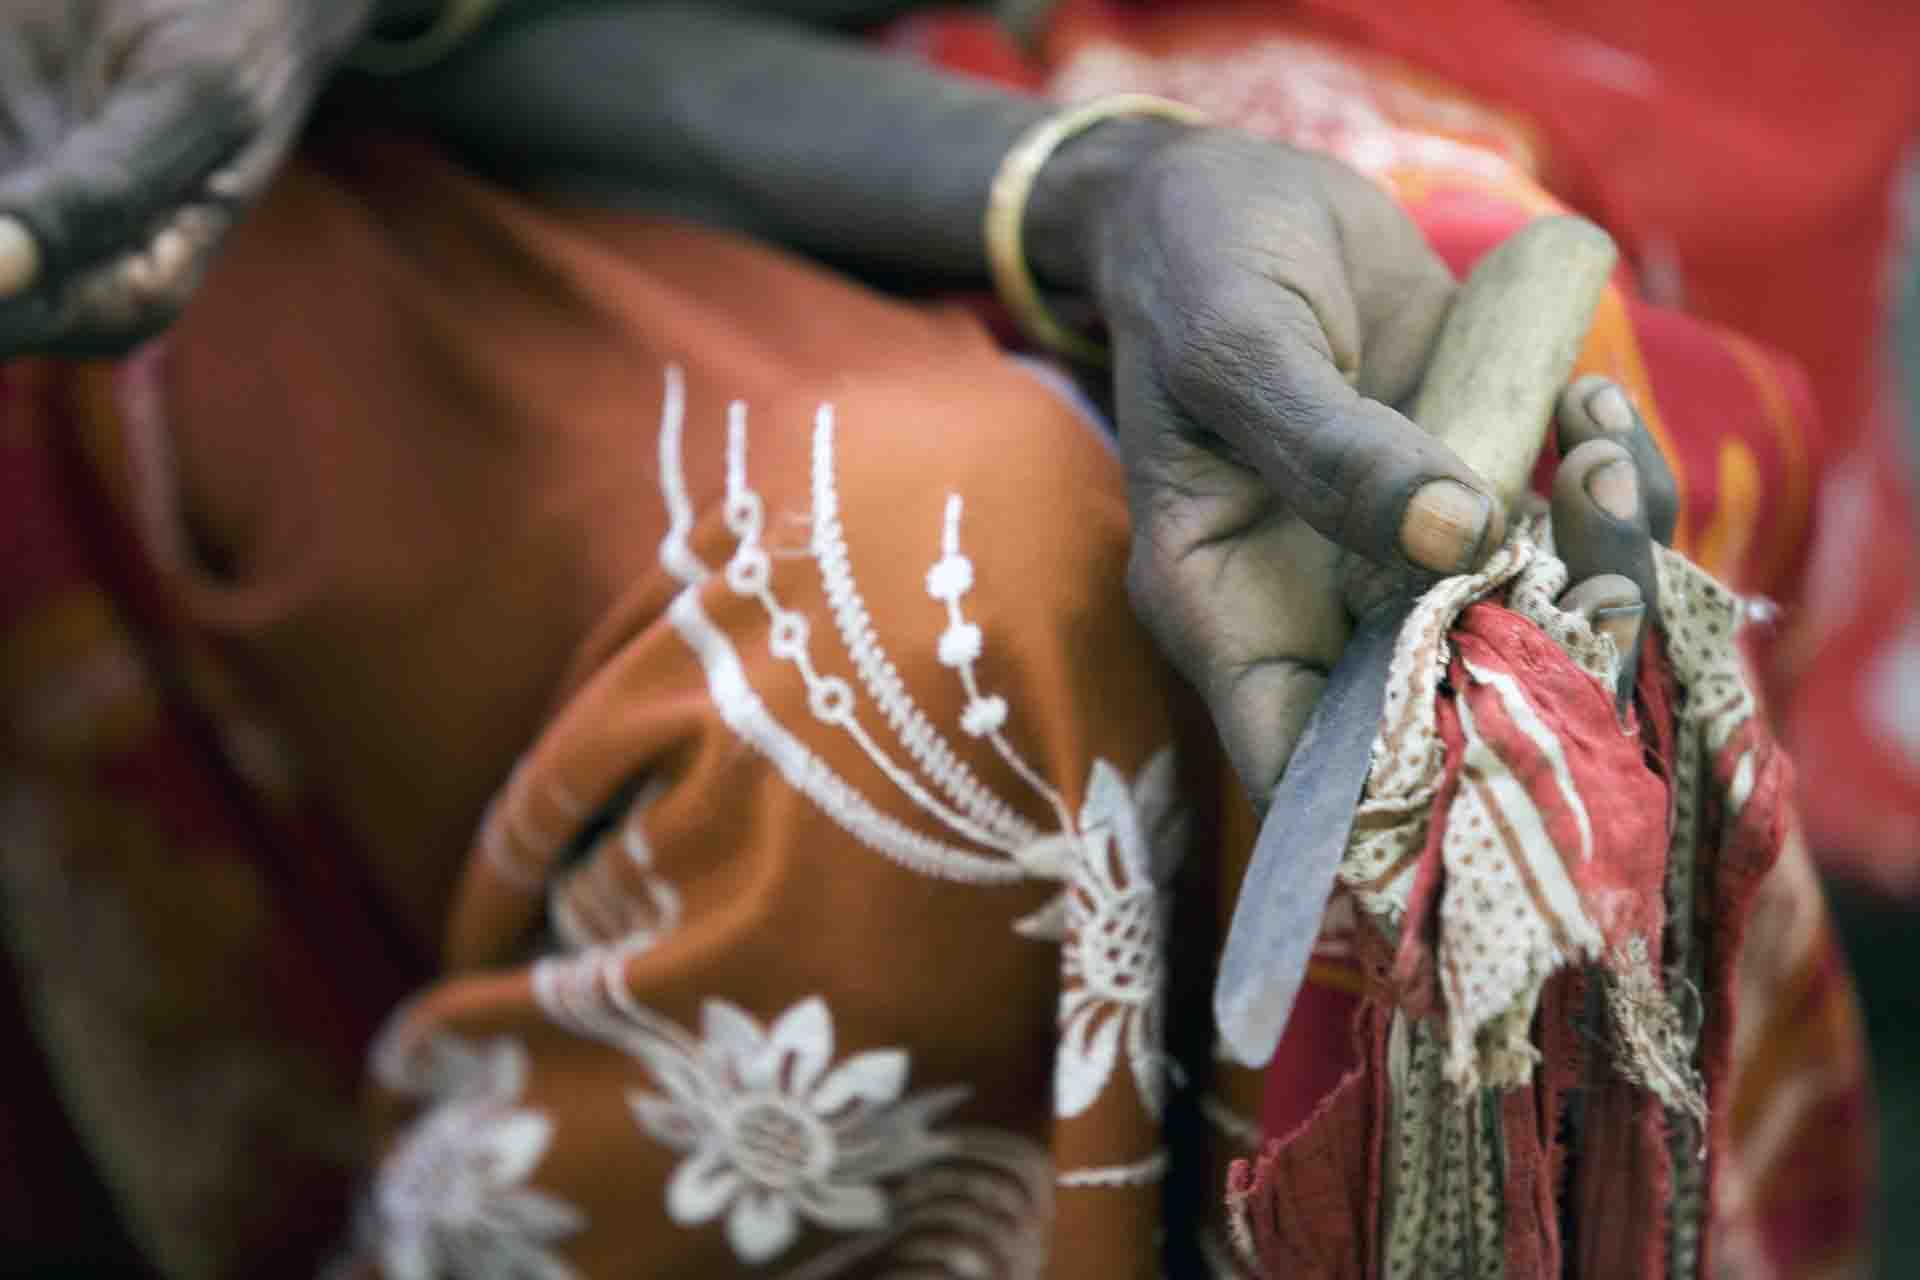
1214;216;1620;1069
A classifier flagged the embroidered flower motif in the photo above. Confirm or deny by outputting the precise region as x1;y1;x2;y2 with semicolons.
959;695;1009;737
369;1034;584;1280
1054;748;1187;1119
924;553;974;601
937;622;983;667
536;946;1051;1275
626;996;969;1265
549;783;683;959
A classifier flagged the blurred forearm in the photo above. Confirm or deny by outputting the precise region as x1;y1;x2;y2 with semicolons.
378;0;1154;291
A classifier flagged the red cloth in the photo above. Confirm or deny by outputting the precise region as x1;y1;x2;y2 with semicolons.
1226;593;1868;1276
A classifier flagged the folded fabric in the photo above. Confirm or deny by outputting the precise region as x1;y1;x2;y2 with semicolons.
1227;534;1868;1277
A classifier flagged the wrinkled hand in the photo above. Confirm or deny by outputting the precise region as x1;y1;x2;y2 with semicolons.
0;0;377;356
1090;131;1677;802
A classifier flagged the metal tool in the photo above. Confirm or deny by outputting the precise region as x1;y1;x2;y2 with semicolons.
1214;216;1619;1069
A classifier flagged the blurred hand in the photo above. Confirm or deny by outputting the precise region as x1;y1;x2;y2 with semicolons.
1090;130;1676;801
0;0;377;356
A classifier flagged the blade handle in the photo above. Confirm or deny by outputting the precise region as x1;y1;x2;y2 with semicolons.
1411;215;1619;509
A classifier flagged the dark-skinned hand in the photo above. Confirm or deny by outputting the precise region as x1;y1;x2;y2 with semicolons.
1090;130;1679;802
0;0;377;355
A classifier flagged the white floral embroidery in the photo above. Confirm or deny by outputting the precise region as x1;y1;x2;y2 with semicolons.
727;400;1045;857
1055;748;1186;1120
1056;1150;1170;1187
548;780;683;959
366;1030;583;1280
783;1127;1052;1280
479;757;590;894
656;365;1186;905
921;493;1073;832
535;950;1051;1274
643;997;961;1263
652;367;1190;1133
655;367;1024;884
816;432;1054;852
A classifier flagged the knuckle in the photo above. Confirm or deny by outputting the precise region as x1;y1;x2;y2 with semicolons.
1161;335;1230;416
1320;410;1429;552
1161;303;1271;421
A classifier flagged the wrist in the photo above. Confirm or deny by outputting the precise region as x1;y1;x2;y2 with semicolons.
1023;115;1193;295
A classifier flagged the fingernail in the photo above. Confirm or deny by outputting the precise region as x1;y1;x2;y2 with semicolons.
1404;479;1492;574
1586;458;1638;520
1587;382;1636;434
0;216;39;299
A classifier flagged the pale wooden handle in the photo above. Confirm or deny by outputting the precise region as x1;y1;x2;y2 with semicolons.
1409;216;1619;509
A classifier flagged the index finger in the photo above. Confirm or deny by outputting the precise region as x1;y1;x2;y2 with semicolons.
1162;287;1502;577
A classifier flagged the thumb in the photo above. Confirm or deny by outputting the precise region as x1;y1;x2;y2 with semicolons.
1164;285;1503;576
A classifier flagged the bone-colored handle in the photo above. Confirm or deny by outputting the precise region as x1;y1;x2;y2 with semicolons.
1410;216;1619;509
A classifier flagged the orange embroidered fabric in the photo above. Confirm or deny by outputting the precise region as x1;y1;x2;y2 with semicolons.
4;130;1200;1275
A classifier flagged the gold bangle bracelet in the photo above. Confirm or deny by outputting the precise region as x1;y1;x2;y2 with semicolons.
350;0;512;76
984;93;1208;366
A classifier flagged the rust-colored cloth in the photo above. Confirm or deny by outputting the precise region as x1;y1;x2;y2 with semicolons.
0;53;1873;1280
4;130;1191;1275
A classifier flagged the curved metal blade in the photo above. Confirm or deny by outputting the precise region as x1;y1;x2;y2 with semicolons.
1213;601;1410;1069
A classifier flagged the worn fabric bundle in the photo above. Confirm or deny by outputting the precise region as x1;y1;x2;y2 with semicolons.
1225;527;1854;1277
